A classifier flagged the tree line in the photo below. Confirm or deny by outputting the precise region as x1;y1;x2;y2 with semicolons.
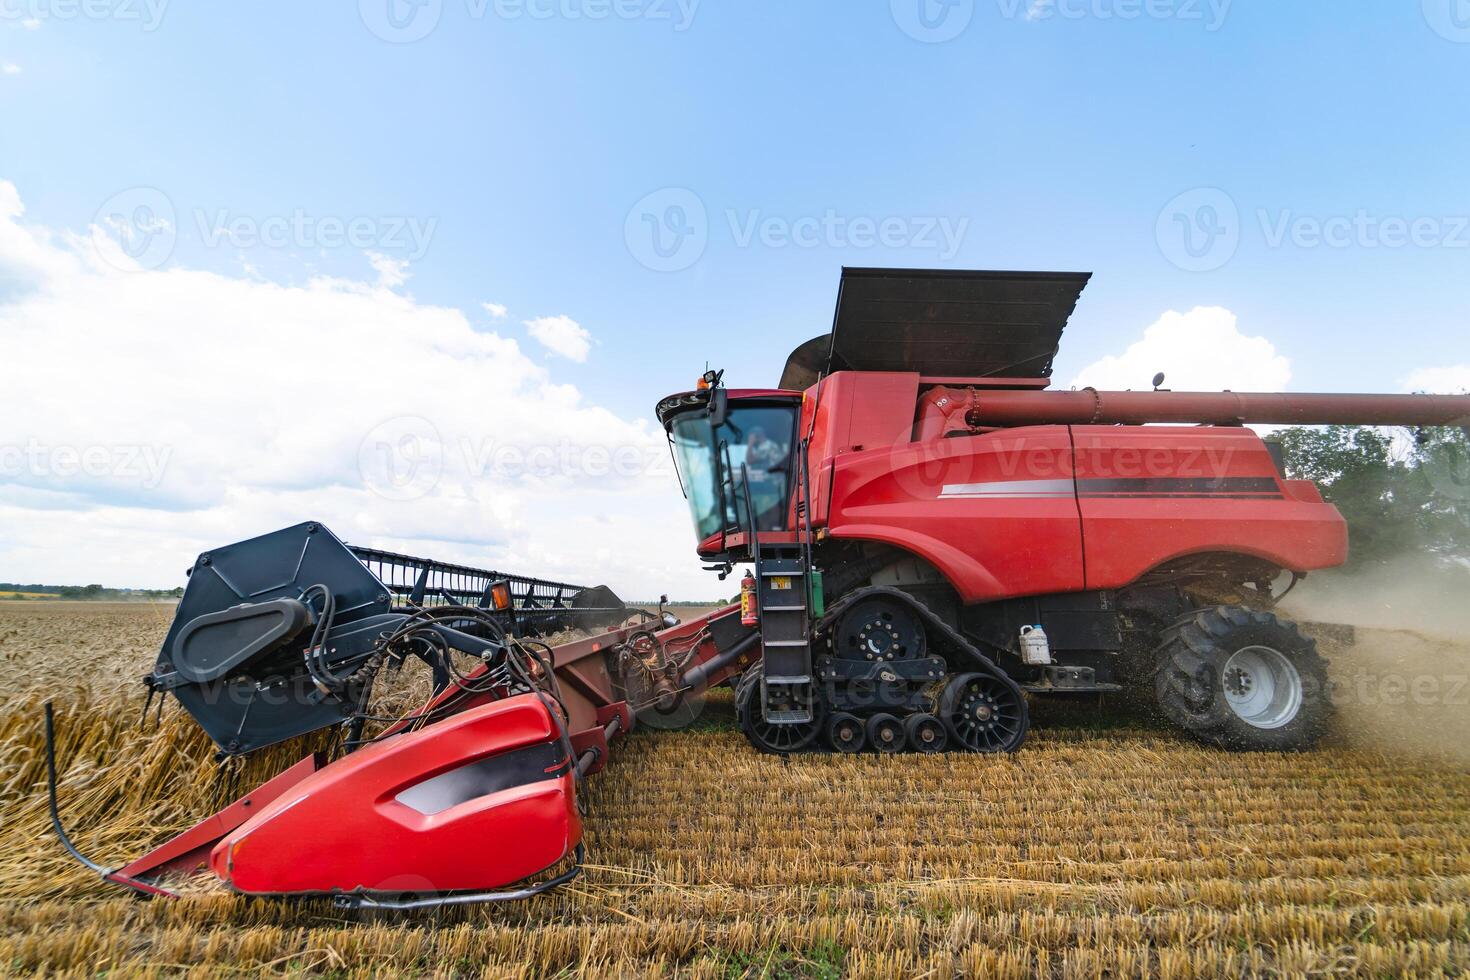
1275;424;1470;570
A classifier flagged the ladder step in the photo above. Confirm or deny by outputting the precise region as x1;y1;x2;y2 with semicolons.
764;675;812;685
763;709;814;724
763;605;806;612
762;640;808;647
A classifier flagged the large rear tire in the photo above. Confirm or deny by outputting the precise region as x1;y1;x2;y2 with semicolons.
1154;606;1331;751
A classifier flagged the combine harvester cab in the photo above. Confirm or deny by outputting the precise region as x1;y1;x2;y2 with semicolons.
48;522;754;908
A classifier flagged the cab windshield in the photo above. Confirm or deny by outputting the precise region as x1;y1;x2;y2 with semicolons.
670;402;798;541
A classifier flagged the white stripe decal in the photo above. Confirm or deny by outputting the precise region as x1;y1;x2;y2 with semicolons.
939;480;1074;499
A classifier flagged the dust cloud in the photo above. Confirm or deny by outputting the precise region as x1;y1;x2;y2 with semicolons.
1284;560;1470;767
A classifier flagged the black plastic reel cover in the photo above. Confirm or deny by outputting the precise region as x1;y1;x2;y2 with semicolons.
150;522;396;755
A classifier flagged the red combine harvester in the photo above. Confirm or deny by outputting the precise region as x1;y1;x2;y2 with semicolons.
655;268;1470;757
47;267;1469;908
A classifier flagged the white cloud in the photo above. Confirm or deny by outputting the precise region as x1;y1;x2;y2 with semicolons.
524;314;592;362
366;251;409;289
482;301;508;319
0;181;21;218
22;17;41;29
1404;365;1470;394
2;64;21;76
1070;306;1291;393
0;180;723;599
1026;0;1052;20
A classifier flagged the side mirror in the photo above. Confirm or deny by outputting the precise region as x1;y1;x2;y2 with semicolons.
710;388;728;427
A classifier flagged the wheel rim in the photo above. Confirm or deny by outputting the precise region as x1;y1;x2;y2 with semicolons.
748;716;819;752
942;674;1025;753
1221;645;1303;730
835;599;925;663
737;671;821;753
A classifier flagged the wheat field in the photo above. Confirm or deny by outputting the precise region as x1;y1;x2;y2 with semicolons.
1;602;1467;978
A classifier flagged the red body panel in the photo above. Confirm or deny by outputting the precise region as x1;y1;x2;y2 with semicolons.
825;427;1085;602
777;372;1361;604
1071;427;1347;589
211;695;579;896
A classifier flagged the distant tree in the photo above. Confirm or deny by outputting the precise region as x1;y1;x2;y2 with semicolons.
1274;424;1470;569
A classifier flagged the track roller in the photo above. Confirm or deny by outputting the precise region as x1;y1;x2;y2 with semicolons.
865;713;906;754
827;712;866;753
903;713;948;754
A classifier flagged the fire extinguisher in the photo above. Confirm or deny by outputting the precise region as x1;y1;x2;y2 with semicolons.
740;569;758;626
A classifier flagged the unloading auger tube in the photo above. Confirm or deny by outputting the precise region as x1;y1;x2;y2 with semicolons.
923;388;1470;431
45;521;755;908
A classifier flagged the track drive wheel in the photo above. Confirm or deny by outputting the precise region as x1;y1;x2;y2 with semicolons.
735;666;823;755
866;713;906;754
940;673;1028;753
1154;605;1331;751
827;712;866;753
904;713;948;754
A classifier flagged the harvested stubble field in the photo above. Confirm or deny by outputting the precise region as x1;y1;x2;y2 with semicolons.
1;601;1468;978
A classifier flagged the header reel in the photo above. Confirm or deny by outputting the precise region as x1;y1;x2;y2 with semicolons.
146;522;629;756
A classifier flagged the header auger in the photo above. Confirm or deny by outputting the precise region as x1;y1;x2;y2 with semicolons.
47;267;1469;910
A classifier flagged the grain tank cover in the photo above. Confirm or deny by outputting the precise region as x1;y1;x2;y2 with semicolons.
779;268;1091;390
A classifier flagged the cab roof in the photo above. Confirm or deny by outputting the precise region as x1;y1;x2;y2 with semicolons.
779;268;1092;390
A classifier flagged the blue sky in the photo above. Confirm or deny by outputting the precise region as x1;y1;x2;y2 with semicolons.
1;1;1468;596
